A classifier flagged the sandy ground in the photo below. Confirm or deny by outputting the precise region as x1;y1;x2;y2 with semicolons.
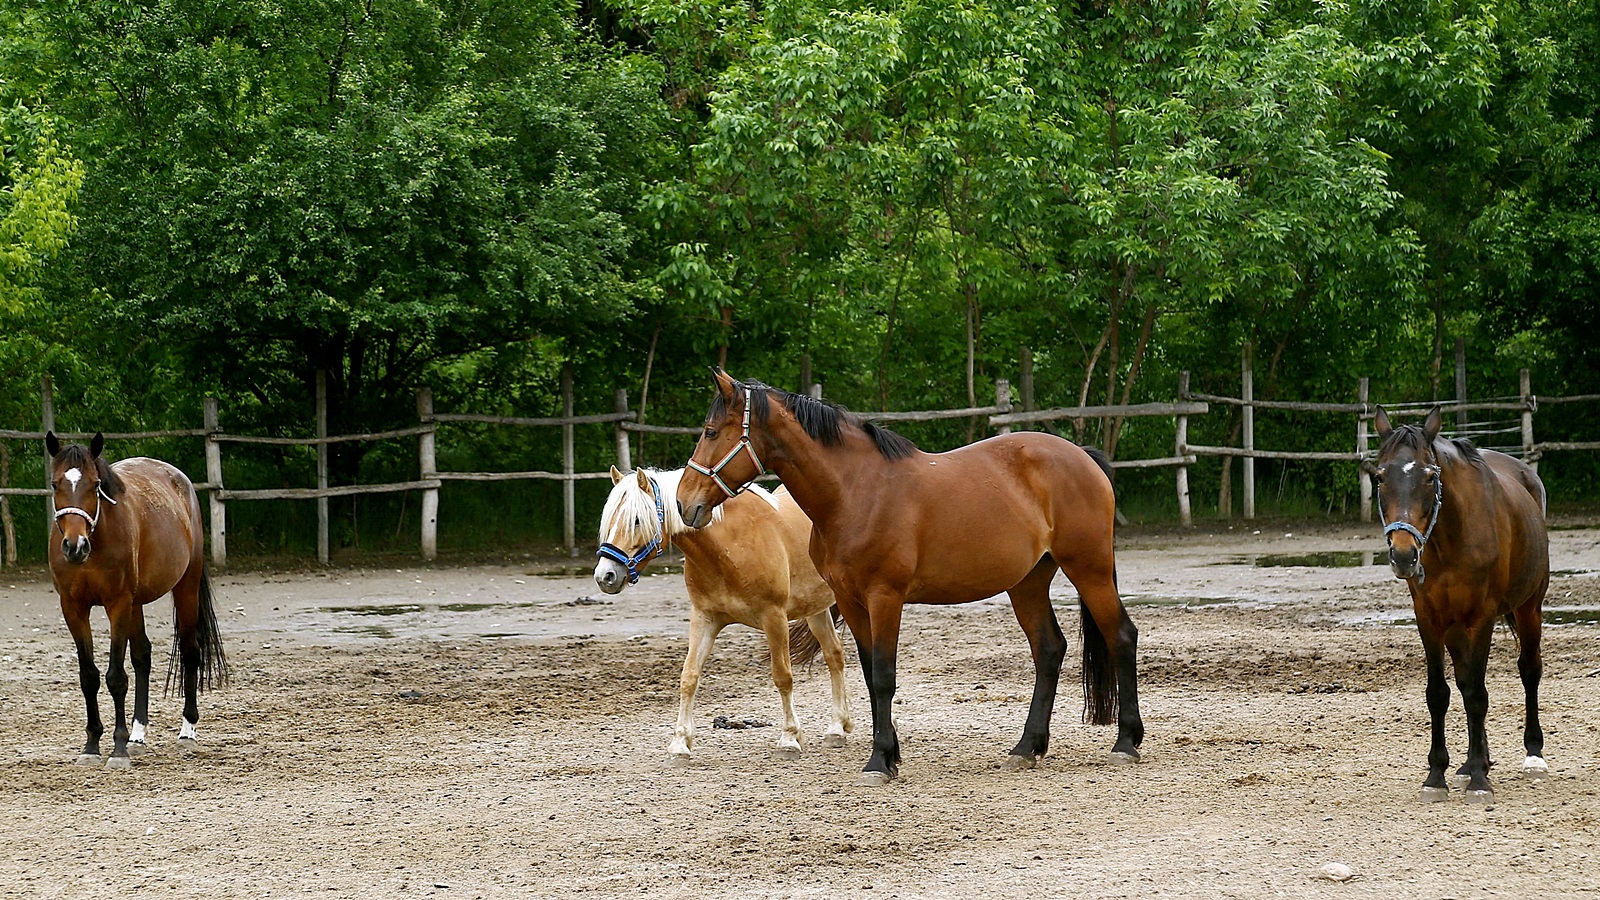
2;519;1599;899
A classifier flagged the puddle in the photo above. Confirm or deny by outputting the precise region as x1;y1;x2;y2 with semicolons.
1246;552;1384;568
1343;607;1600;627
1122;594;1250;609
324;604;426;617
1551;569;1597;577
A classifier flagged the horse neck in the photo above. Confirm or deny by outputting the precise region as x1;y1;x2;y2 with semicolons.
651;468;696;540
754;406;887;524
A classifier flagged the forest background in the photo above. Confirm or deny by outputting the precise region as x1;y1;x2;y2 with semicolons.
1;0;1596;561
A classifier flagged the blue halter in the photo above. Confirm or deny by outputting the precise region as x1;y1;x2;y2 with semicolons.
596;475;667;584
1378;463;1443;583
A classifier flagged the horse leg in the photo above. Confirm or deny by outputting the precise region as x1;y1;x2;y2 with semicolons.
1417;628;1452;802
669;608;723;764
126;602;152;756
60;600;104;764
855;591;904;785
1063;559;1143;764
759;611;804;759
171;567;204;745
1512;600;1547;777
1005;556;1067;769
103;598;135;769
804;609;853;747
1452;621;1497;802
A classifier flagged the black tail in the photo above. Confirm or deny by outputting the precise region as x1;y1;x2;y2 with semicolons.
1078;443;1119;725
166;566;230;694
770;605;843;670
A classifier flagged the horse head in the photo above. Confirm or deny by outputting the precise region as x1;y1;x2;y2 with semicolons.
1370;406;1444;581
45;431;120;566
594;465;670;594
679;368;768;529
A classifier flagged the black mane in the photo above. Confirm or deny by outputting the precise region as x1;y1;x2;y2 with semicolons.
1379;423;1486;468
53;443;125;499
713;379;918;461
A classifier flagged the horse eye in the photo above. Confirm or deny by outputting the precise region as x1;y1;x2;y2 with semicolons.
703;428;717;439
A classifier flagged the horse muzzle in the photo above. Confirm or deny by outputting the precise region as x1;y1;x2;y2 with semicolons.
593;559;629;595
678;500;714;530
61;536;91;565
1388;545;1423;582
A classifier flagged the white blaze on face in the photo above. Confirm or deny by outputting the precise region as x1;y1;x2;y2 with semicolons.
1403;461;1416;473
64;467;82;488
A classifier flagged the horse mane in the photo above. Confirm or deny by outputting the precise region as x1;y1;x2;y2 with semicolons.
720;379;918;461
54;443;125;500
1379;423;1488;470
598;467;734;545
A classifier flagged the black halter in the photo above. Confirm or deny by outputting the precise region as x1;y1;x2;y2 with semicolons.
596;475;667;584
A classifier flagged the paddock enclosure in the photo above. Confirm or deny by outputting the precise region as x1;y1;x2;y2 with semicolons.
3;520;1599;898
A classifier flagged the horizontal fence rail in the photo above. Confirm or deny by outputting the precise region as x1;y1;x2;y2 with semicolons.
3;350;1597;568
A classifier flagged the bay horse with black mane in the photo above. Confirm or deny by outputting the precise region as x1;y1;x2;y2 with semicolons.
46;431;227;769
677;369;1141;785
1369;407;1548;802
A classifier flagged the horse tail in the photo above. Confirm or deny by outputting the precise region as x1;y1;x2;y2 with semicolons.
1074;444;1120;726
776;605;842;671
167;566;230;694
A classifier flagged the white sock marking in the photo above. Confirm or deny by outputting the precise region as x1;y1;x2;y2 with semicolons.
130;721;146;744
179;719;198;741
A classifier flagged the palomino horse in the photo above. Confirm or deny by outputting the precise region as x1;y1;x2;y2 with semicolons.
678;369;1141;785
1370;407;1549;802
594;465;852;762
46;432;227;769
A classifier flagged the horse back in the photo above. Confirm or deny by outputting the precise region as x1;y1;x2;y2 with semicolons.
112;457;204;602
1452;449;1548;612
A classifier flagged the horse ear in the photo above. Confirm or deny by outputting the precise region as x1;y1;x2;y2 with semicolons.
89;432;105;459
1423;407;1442;442
45;430;61;458
1373;407;1392;439
635;468;651;493
610;465;624;485
711;367;737;402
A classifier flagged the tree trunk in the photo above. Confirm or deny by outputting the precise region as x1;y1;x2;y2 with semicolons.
1105;302;1158;461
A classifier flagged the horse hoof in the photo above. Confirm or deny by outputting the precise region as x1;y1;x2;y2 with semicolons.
176;738;198;751
126;742;148;757
1447;773;1471;791
1107;751;1140;767
1464;789;1494;805
823;732;848;749
666;753;694;768
1419;786;1450;803
855;770;894;787
1004;754;1037;771
75;754;103;767
1522;756;1549;779
105;756;133;771
773;746;802;761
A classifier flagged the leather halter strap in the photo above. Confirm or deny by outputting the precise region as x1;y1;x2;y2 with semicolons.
596;475;667;584
1378;463;1443;583
53;484;118;534
686;386;766;498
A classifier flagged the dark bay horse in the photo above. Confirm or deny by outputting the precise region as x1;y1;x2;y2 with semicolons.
1369;407;1548;802
678;369;1141;785
46;432;227;769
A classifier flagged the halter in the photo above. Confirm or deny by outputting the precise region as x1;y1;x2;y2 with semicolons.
686;386;766;498
53;483;119;534
1378;462;1443;583
596;475;667;584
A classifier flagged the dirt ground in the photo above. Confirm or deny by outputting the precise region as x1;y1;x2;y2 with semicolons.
3;518;1599;899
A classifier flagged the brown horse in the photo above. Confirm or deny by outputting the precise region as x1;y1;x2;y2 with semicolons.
677;369;1141;785
46;432;227;769
1369;407;1548;802
594;465;852;762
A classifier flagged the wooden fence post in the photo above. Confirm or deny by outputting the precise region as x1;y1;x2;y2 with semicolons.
995;379;1012;436
808;382;822;401
417;388;438;561
41;374;54;465
1521;368;1537;476
614;389;632;472
1357;378;1372;523
1242;343;1255;520
1176;372;1192;527
562;364;575;555
316;370;329;565
0;442;12;567
204;397;227;571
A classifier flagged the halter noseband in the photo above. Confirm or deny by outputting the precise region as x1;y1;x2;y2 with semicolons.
53;483;119;534
1378;462;1443;583
686;386;766;498
596;475;667;584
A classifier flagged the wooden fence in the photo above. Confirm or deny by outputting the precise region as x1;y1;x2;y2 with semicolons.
2;350;1597;568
